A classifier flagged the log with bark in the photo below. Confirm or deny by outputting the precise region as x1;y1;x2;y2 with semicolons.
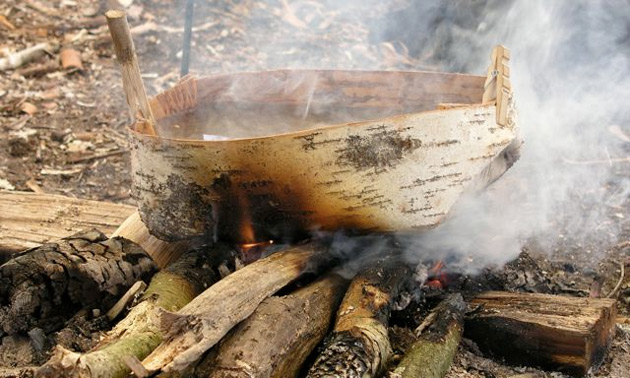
140;243;333;375
0;191;189;268
0;229;157;335
389;294;465;378
307;254;411;378
196;273;349;378
464;291;617;376
37;243;239;378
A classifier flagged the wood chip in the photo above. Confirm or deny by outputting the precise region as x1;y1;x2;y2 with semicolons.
19;102;38;115
106;280;148;321
0;15;16;31
25;178;45;194
40;167;84;176
60;48;83;70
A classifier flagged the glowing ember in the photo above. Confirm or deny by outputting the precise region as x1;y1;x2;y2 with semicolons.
426;260;449;289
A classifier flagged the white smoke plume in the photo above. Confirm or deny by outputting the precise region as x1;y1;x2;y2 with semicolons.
394;0;630;272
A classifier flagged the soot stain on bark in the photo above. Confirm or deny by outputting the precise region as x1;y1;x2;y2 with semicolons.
141;174;214;242
337;127;421;172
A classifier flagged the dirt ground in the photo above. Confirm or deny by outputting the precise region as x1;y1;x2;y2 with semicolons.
1;1;629;377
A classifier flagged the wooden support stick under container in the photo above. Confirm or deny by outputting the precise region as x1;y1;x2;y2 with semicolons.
105;10;157;136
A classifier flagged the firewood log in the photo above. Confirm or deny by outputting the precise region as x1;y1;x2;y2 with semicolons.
464;291;617;376
196;273;349;378
389;294;465;378
307;254;411;378
36;244;238;378
0;230;157;335
112;210;191;269
140;243;332;375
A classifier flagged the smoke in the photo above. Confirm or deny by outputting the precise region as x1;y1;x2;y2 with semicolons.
252;0;630;273
391;0;630;272
153;0;630;273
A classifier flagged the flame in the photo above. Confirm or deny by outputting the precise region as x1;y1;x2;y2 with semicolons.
240;240;274;251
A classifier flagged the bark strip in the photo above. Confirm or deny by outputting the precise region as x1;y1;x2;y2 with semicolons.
199;273;349;378
0;230;157;335
307;254;411;378
36;244;238;378
141;243;330;374
389;294;465;378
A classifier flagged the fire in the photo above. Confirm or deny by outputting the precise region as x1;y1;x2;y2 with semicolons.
237;239;274;264
237;214;273;263
426;260;449;289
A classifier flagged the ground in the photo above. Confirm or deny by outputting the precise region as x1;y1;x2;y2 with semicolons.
1;0;630;377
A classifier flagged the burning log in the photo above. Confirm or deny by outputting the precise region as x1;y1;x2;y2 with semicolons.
307;254;411;378
37;244;238;378
389;294;465;378
140;243;331;374
464;291;617;376
0;230;156;335
197;273;349;378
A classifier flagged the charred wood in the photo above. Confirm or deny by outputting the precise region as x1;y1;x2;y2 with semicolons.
198;273;349;378
389;294;465;378
307;254;411;378
140;243;332;375
36;244;238;378
0;230;156;335
464;291;617;376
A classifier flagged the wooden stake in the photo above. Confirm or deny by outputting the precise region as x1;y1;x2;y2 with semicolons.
105;10;157;136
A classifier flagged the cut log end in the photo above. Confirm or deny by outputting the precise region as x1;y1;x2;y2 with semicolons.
465;291;617;376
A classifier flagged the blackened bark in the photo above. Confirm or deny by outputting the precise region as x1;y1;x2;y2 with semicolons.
307;254;411;378
0;230;157;334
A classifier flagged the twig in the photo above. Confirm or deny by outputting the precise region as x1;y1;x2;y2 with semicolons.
67;149;127;164
613;240;630;250
0;42;59;71
605;261;625;299
106;280;147;321
0;14;16;31
24;0;60;17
